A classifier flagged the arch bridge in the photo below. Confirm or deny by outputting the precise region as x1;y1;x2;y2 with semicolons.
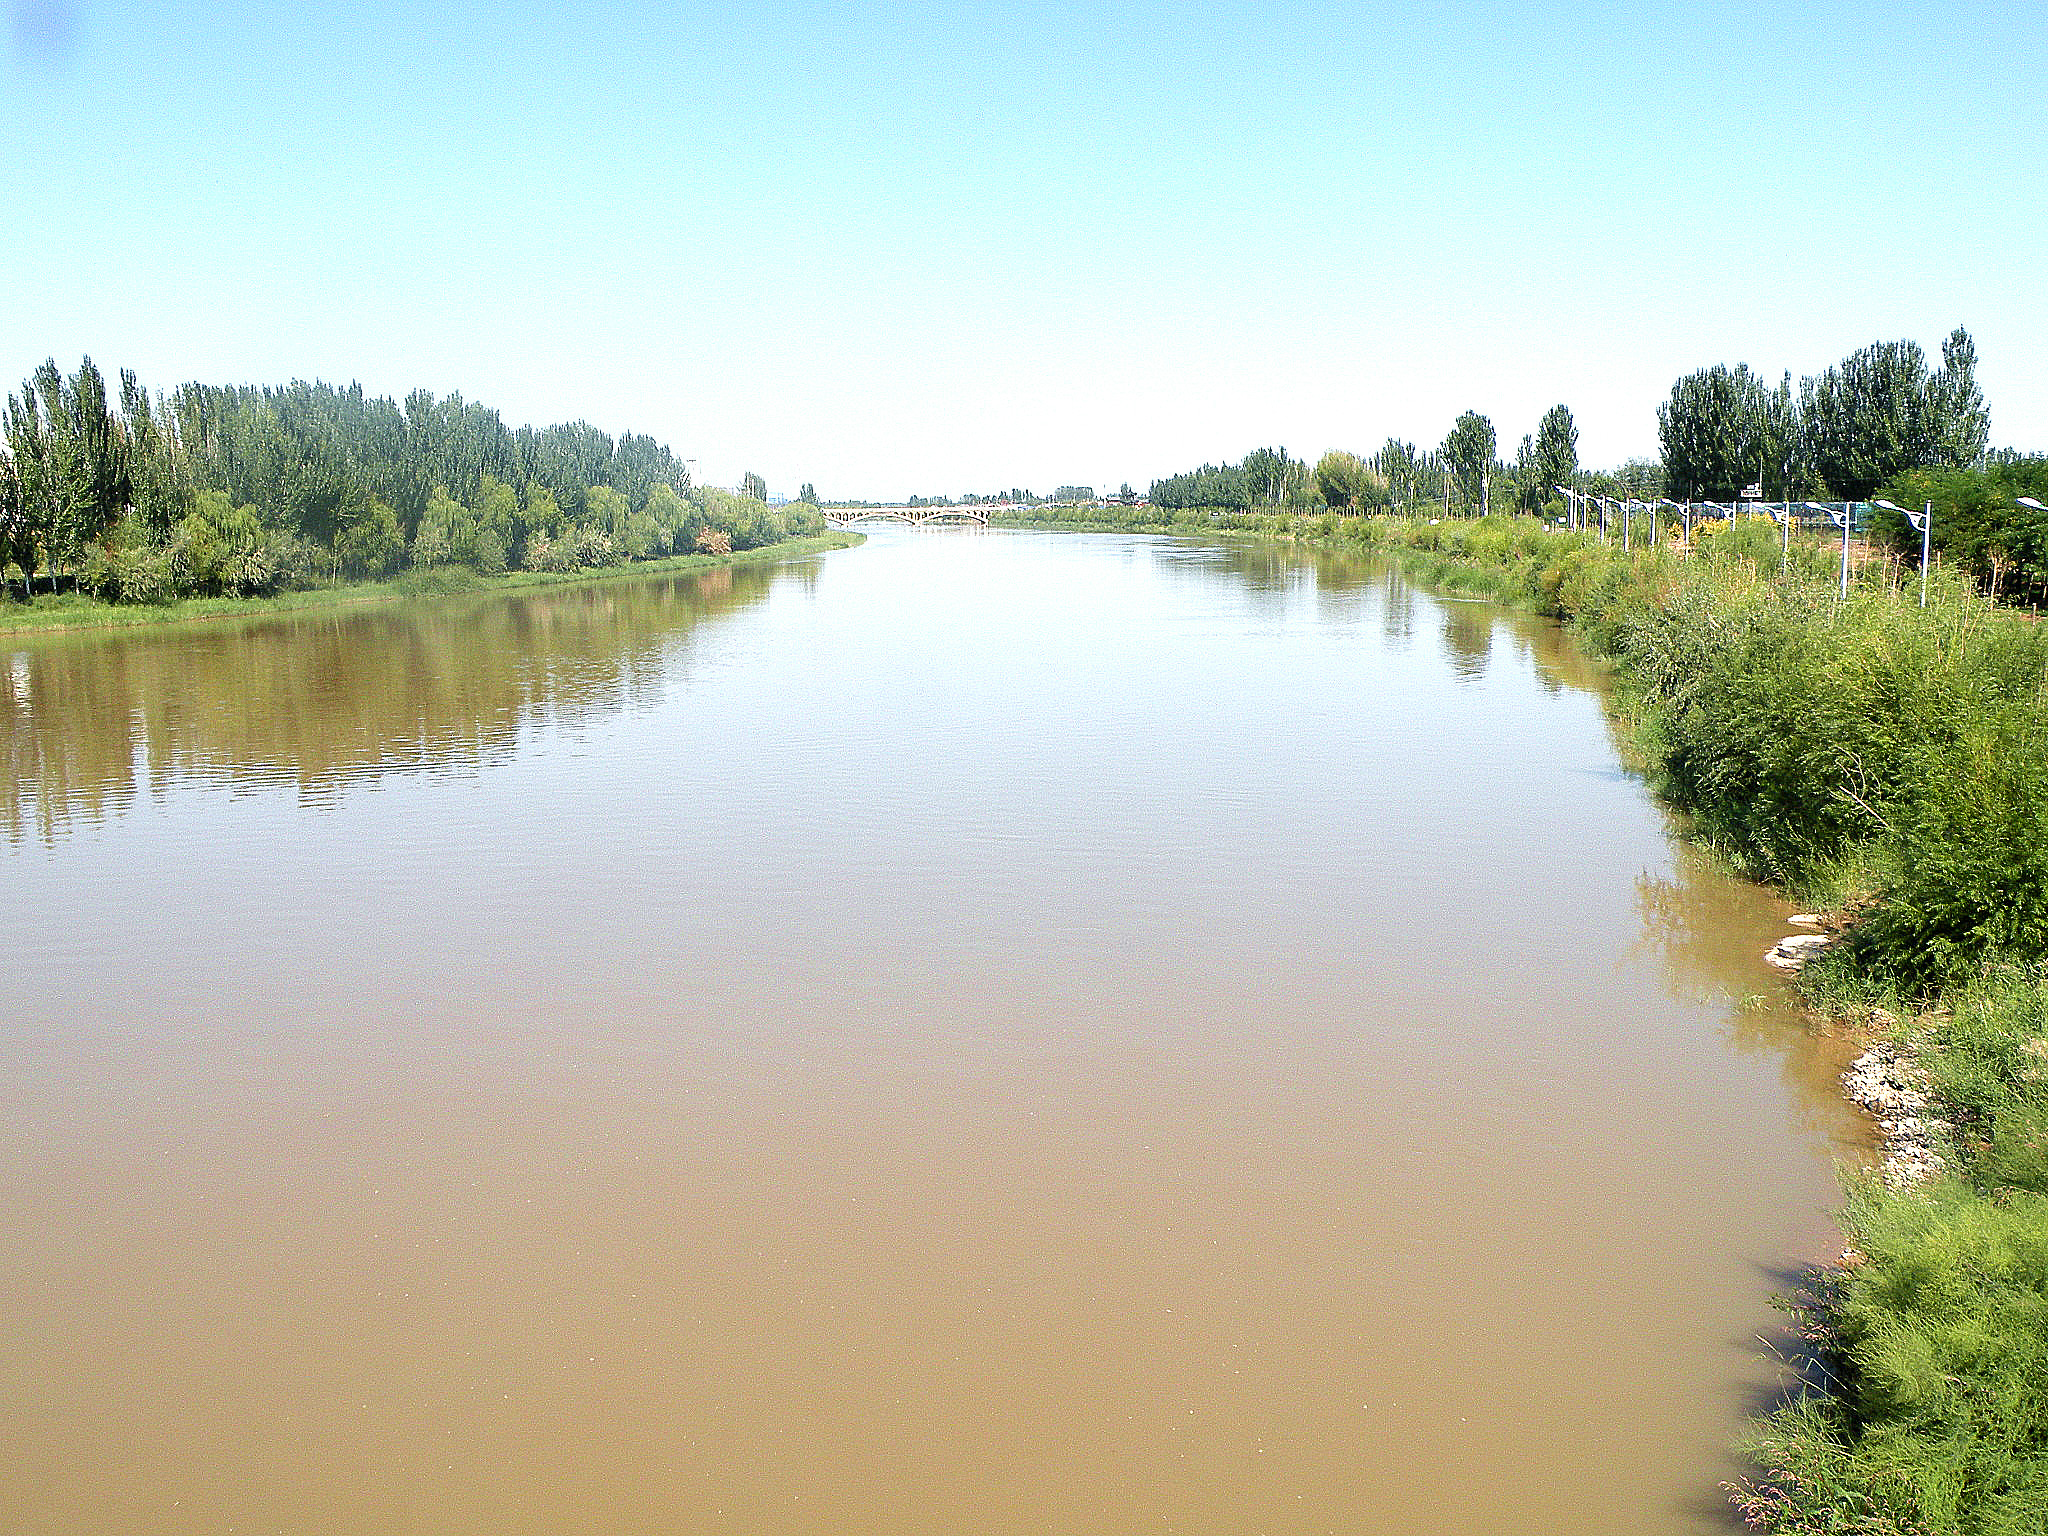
825;506;991;528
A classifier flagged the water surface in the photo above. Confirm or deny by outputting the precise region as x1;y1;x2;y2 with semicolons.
1;532;1865;1535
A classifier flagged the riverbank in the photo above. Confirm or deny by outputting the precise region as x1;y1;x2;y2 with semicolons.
1151;508;2047;1535
0;530;863;637
989;505;1309;538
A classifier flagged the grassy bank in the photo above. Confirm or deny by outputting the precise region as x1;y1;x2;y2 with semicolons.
1213;509;2048;1535
0;530;862;637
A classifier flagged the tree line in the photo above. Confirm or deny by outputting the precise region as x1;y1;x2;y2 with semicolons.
1151;329;1992;516
1658;328;1987;501
1140;327;2048;601
1148;408;1656;521
0;359;823;604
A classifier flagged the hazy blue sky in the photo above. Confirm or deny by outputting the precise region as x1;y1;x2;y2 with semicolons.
4;0;2041;499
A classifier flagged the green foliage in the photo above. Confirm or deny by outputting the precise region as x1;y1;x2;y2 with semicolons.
521;482;566;543
1741;1181;2048;1536
170;489;321;596
521;532;581;574
1376;439;1428;510
473;473;519;546
0;441;29;596
0;359;808;607
337;498;405;579
78;513;178;604
1441;411;1496;511
1522;404;1579;513
1870;460;2048;606
1239;447;1299;506
1740;962;2048;1536
644;482;691;555
1311;449;1380;510
1660;330;1988;506
413;487;508;575
1804;330;1988;500
1919;975;2048;1195
1350;512;2048;994
1152;445;1421;516
1659;363;1801;500
1839;716;2048;994
1151;461;1254;510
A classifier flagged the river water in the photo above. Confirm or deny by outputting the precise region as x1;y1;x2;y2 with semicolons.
1;530;1866;1536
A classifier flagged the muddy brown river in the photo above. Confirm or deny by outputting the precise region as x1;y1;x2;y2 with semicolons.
0;531;1868;1535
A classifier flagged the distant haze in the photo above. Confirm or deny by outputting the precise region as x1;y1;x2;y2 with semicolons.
3;0;2041;501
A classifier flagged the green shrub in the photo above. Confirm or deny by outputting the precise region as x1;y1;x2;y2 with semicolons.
1842;722;2048;992
1743;1181;2048;1536
520;534;580;573
337;498;405;578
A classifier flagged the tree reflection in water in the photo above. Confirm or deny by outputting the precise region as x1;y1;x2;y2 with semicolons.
0;562;796;843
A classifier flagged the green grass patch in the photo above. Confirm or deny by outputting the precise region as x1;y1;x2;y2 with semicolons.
0;531;861;638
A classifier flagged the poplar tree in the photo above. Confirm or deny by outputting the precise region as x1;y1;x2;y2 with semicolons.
1529;405;1578;505
1801;328;1987;498
1441;412;1496;514
1376;440;1421;511
0;443;28;597
3;387;50;589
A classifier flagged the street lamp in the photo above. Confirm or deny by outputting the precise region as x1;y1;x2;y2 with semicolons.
1874;498;1933;608
1770;503;1793;572
1659;498;1690;552
1808;501;1850;597
2020;496;2047;512
1553;485;1578;532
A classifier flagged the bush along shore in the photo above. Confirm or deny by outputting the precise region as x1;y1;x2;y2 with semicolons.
1;359;836;625
0;530;862;636
1012;506;2046;1535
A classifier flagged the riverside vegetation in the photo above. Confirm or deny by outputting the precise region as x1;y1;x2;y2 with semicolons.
0;359;831;626
1394;516;2047;1536
1005;501;2044;1536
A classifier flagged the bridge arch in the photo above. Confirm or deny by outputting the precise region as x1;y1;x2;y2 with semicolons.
825;507;991;529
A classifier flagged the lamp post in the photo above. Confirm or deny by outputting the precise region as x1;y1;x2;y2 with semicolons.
1659;498;1689;553
1808;501;1849;597
1875;498;1933;607
1771;504;1792;572
1553;485;1577;532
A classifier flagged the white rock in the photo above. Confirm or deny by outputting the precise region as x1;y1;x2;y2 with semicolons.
1842;1044;1948;1190
1765;932;1833;969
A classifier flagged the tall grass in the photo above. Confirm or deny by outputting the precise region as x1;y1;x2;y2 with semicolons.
1735;963;2048;1536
